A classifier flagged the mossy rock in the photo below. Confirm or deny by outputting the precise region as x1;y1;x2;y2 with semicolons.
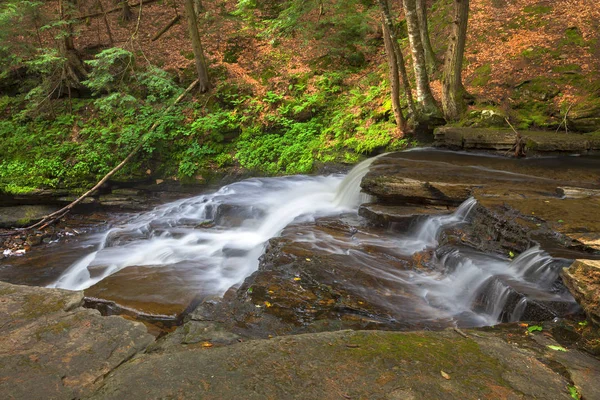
568;98;600;132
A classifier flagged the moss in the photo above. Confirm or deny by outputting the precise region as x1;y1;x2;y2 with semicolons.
21;294;67;318
471;64;492;87
563;27;586;47
523;4;552;15
344;332;512;396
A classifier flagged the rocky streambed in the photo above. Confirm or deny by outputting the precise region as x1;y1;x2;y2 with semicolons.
1;149;600;399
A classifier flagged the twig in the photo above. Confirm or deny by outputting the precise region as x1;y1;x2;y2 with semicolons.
504;117;526;158
555;103;573;134
5;80;199;235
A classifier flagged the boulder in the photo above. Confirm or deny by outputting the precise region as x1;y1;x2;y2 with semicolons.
0;281;154;399
568;103;600;133
562;259;600;326
0;205;58;228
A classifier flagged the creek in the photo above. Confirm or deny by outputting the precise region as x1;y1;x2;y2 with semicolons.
2;149;593;330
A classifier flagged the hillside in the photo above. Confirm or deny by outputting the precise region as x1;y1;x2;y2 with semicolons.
0;0;599;193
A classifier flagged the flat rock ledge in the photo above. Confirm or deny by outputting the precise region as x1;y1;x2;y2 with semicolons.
434;127;600;152
0;281;154;399
2;281;600;399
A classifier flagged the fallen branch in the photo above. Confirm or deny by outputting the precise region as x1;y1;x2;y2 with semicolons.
6;80;199;234
76;0;159;21
151;15;180;41
555;103;573;134
504;117;526;158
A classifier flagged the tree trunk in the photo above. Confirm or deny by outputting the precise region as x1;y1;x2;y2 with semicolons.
121;0;132;21
58;0;87;92
416;0;436;75
442;0;469;121
377;0;416;119
193;0;204;16
402;0;442;120
97;0;115;45
382;23;407;135
184;0;209;92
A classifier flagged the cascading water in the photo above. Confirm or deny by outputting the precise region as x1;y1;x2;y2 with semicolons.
50;157;378;292
48;152;579;327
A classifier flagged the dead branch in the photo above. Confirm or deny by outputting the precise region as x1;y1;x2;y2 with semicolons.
555;103;573;134
504;117;526;158
5;80;199;235
151;15;180;41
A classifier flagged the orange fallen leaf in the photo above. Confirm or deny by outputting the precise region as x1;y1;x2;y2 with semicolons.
201;342;213;348
441;370;451;380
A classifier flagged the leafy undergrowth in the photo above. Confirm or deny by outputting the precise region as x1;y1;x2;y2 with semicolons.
0;51;410;194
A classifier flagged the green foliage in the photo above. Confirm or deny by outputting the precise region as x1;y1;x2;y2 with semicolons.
527;325;542;333
568;385;581;400
83;48;134;95
137;66;181;102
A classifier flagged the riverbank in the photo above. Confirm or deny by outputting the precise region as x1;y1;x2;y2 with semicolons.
1;279;599;399
2;148;600;399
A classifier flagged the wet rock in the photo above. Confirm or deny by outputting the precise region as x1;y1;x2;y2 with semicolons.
0;281;154;399
0;205;58;228
562;259;600;326
98;194;148;210
84;265;204;319
358;203;452;228
361;176;472;206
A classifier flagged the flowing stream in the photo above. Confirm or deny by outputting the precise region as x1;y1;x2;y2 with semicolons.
42;153;578;327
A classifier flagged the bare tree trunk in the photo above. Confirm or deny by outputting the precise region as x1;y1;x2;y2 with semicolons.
442;0;470;121
120;0;132;21
416;0;436;75
58;0;87;92
382;23;407;135
193;0;204;16
377;0;416;119
184;0;209;92
97;0;115;45
402;0;442;120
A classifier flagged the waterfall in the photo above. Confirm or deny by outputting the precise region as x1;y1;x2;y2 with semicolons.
49;157;379;292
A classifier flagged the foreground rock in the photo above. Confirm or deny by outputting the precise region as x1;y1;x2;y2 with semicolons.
92;327;597;400
0;281;154;399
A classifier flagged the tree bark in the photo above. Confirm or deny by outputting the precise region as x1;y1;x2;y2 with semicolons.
58;0;87;92
402;0;442;120
184;0;209;92
442;0;469;121
97;0;115;45
377;0;416;119
193;0;204;16
382;23;407;135
416;0;436;75
121;0;132;21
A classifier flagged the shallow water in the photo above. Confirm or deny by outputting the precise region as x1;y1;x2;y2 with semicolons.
2;149;593;326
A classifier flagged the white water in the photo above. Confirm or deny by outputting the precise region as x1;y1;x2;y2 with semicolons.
49;152;576;327
49;157;380;292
